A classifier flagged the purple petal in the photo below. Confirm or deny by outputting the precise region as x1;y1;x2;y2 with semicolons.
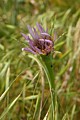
29;41;36;51
27;25;36;39
21;33;30;42
41;33;52;41
41;33;50;37
33;27;39;39
36;23;45;33
29;41;43;54
34;47;43;54
22;47;36;54
41;33;51;39
39;39;53;44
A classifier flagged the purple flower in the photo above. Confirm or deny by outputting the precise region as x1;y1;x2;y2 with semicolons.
22;23;54;55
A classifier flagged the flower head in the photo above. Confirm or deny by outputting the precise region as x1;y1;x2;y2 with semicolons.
22;23;54;55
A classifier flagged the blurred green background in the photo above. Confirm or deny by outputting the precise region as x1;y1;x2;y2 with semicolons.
0;0;80;120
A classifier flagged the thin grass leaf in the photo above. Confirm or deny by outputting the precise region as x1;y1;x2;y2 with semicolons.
19;95;38;101
43;105;51;120
6;24;16;29
54;41;65;49
71;104;76;120
0;61;10;78
0;92;22;120
5;67;10;106
33;93;41;120
66;25;72;49
58;64;69;76
62;9;71;24
62;113;68;120
60;49;71;60
0;44;4;50
0;69;27;102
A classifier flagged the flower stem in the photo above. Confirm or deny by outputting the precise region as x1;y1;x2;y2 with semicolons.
41;54;55;119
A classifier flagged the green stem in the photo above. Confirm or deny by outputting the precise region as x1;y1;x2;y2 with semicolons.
41;54;55;119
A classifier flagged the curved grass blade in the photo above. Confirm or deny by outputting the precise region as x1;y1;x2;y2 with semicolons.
0;92;22;120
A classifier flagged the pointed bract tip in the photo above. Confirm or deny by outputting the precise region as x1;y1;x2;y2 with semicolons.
22;48;24;51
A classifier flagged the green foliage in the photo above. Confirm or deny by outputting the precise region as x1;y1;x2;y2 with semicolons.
0;0;80;120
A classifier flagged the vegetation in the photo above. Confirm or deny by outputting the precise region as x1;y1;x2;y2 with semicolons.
0;0;80;120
